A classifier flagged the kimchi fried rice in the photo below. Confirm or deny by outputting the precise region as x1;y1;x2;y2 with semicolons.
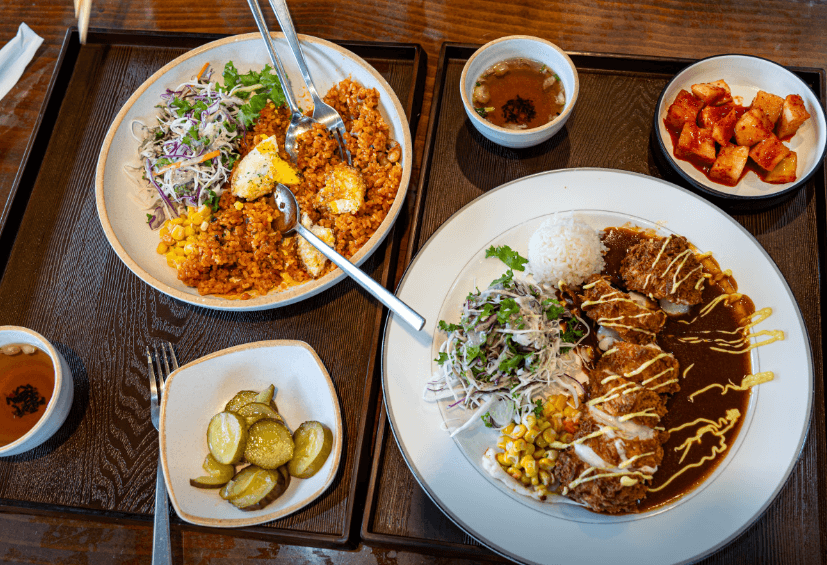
159;79;403;299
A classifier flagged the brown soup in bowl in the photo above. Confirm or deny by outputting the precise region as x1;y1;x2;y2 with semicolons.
472;58;566;129
0;344;54;447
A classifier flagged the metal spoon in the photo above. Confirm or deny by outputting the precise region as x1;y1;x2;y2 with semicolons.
271;183;425;331
246;0;314;161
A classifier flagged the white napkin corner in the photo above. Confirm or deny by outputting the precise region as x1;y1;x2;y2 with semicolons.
0;23;44;103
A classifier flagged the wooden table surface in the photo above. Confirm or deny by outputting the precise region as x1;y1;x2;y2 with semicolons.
1;1;825;563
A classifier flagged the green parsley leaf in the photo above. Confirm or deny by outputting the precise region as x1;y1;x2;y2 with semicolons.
485;245;528;271
435;352;449;365
170;96;193;117
481;413;494;428
204;189;220;212
475;106;488;118
497;298;520;324
490;269;514;287
146;213;153;224
543;299;565;320
438;320;459;332
532;398;544;417
465;345;482;364
499;353;525;373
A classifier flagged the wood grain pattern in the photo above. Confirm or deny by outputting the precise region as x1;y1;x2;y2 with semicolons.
364;46;827;563
0;35;423;547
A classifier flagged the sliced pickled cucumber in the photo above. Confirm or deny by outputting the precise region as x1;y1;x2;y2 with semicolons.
236;402;284;428
244;419;294;469
190;475;230;489
288;421;334;479
253;384;275;406
190;453;235;489
224;390;259;413
228;465;290;510
207;411;248;465
219;465;259;500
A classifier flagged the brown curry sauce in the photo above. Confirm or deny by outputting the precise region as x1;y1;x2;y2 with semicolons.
592;227;755;512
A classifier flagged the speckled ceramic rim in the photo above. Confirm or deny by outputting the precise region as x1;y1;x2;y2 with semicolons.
0;326;66;456
653;53;827;202
95;33;412;311
158;339;343;528
459;35;579;137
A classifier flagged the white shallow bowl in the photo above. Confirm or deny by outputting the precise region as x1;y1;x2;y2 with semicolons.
160;340;343;528
0;326;73;457
460;35;579;148
96;33;412;311
654;54;827;205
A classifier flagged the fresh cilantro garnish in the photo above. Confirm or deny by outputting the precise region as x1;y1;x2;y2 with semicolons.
497;298;520;324
170;96;193;116
154;158;173;169
475;107;488;118
499;353;525;373
532;398;544;417
490;269;514;287
223;62;287;128
182;125;202;148
478;302;495;319
465;345;482;364
543;298;565;320
481;412;494;428
154;129;165;140
485;245;528;271
146;213;153;224
560;323;585;353
204;189;220;211
435;352;449;365
438;320;459;332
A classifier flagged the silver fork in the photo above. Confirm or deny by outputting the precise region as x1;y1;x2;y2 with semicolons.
268;0;353;166
246;0;316;162
147;342;178;565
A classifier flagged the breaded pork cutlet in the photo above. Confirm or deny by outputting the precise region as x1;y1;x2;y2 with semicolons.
620;235;705;305
580;274;666;345
595;341;680;395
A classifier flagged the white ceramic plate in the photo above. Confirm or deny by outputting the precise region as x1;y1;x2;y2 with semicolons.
382;168;812;565
96;33;412;311
160;340;343;527
654;54;827;202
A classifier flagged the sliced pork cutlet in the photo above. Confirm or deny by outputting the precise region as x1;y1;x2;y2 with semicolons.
596;341;680;395
553;409;668;514
580;274;666;345
620;234;705;305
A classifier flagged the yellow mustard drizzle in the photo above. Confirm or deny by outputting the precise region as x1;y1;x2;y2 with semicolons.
709;329;784;354
688;372;774;402
640;366;676;386
741;307;773;332
648;409;741;493
567;469;653;491
619;408;660;422
603;347;618;356
665;249;693;293
618;451;656;469
624;352;671;378
600;374;623;385
682;363;695;379
549;426;615;450
678;293;742;325
650;378;680;391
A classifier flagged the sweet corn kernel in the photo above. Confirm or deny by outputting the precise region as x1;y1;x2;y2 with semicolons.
560;433;573;444
170;217;184;225
198;204;210;215
507;466;521;480
525;427;540;443
531;476;540;486
159;226;169;238
496;452;509;466
538;420;552;431
502;423;516;436
520;475;531;486
563;405;579;418
234;201;244;210
554;395;568;411
156;242;169;254
539;470;552;486
524;443;535;457
200;221;210;231
542;428;557;444
524;414;537;428
546;450;559;462
510;424;527;439
171;225;185;240
538;457;555;471
535;435;549;449
184;226;195;237
521;456;538;477
513;439;527;452
496;436;508;450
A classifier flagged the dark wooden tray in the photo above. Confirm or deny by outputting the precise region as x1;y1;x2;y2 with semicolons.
0;28;425;549
362;43;827;563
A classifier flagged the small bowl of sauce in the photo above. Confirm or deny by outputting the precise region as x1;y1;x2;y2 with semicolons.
461;36;579;148
0;326;73;457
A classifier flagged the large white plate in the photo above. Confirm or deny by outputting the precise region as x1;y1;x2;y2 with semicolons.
382;168;812;564
96;33;412;311
160;340;342;527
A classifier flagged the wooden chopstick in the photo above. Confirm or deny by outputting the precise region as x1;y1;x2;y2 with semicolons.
77;0;91;44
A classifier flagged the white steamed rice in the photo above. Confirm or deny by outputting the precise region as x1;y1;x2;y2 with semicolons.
528;215;607;287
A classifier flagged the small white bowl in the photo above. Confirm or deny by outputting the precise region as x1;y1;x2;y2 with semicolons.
160;340;343;528
0;326;74;457
654;54;827;207
460;36;579;148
